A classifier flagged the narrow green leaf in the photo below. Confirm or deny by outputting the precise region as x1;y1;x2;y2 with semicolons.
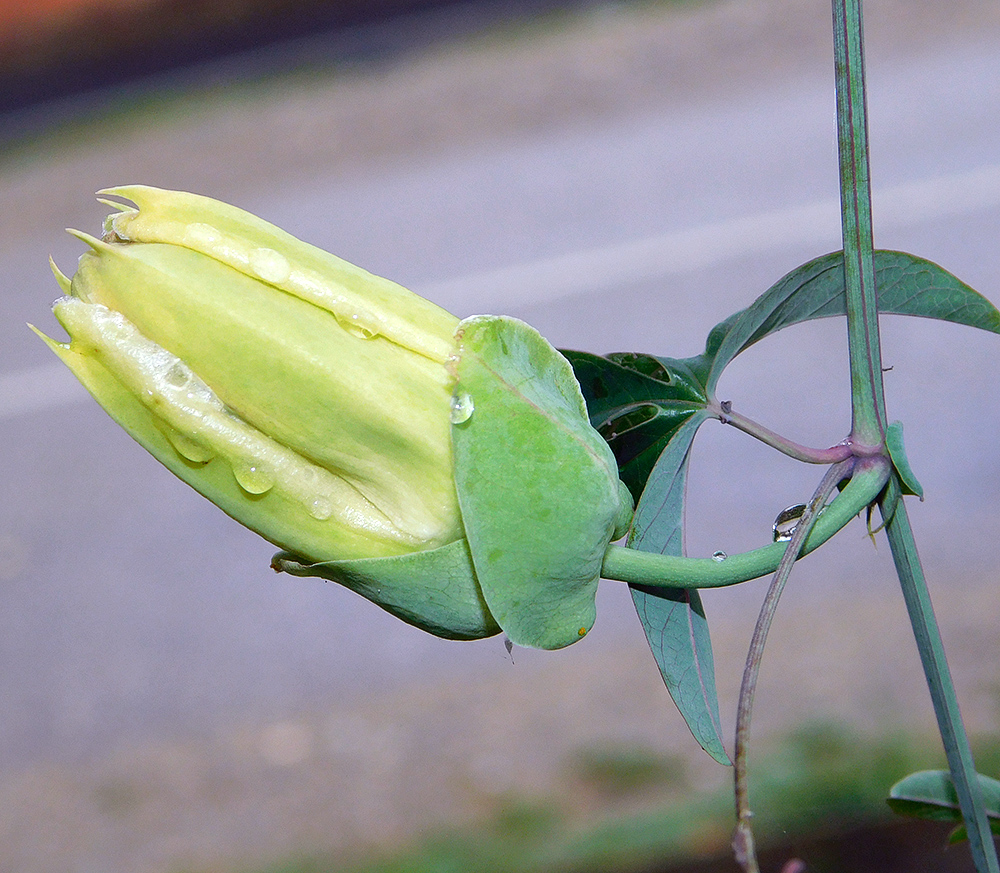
627;412;730;764
701;250;1000;394
886;421;924;499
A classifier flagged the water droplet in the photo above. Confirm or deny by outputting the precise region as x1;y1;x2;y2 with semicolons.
772;503;807;542
249;247;291;284
165;429;214;463
164;361;191;389
309;496;333;520
184;223;222;247
338;314;378;340
712;550;728;562
450;391;474;424
234;463;274;495
300;467;319;487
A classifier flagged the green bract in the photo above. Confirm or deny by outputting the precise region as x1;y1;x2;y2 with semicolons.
36;186;632;649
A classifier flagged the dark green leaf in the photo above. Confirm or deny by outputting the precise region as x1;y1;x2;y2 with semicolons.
561;350;706;502
627;412;729;764
948;819;1000;846
566;250;998;505
888;769;1000;839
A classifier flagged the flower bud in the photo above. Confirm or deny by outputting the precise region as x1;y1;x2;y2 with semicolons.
35;187;632;648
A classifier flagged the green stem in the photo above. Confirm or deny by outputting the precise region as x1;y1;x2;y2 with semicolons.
732;459;855;873
833;3;998;868
832;0;886;447
602;457;888;588
880;479;1000;873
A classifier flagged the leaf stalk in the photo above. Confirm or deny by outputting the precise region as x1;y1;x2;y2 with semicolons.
880;478;1000;873
709;398;854;465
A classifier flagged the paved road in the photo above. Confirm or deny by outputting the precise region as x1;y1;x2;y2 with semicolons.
1;0;999;782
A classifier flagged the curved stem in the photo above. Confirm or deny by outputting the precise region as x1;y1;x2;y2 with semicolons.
708;398;854;465
732;459;855;873
602;456;888;589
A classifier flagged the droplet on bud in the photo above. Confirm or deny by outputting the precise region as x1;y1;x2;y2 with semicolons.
249;247;291;284
163;427;214;463
233;462;274;495
308;496;334;520
339;313;379;340
164;361;192;389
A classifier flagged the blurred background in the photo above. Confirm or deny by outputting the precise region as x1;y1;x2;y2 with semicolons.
2;0;1000;870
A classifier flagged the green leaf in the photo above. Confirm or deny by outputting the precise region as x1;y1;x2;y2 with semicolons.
886;421;924;499
628;412;729;764
452;316;627;650
700;249;1000;394
888;769;1000;841
567;250;998;505
560;350;706;503
950;819;1000;846
272;539;500;641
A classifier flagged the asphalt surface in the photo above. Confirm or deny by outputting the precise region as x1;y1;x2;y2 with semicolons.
1;0;1000;869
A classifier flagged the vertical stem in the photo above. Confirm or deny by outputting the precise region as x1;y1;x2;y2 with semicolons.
831;0;886;446
833;3;998;870
881;482;1000;873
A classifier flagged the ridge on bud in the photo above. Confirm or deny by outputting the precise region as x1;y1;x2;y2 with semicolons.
36;186;633;649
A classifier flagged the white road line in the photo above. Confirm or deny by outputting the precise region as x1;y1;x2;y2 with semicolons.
421;163;1000;310
5;164;1000;422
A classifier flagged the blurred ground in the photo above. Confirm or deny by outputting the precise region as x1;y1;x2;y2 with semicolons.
2;0;1000;871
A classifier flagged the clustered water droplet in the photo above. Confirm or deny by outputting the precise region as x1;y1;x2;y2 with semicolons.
450;391;474;424
184;222;222;247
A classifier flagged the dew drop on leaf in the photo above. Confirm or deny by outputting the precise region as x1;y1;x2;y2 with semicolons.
450;391;474;424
